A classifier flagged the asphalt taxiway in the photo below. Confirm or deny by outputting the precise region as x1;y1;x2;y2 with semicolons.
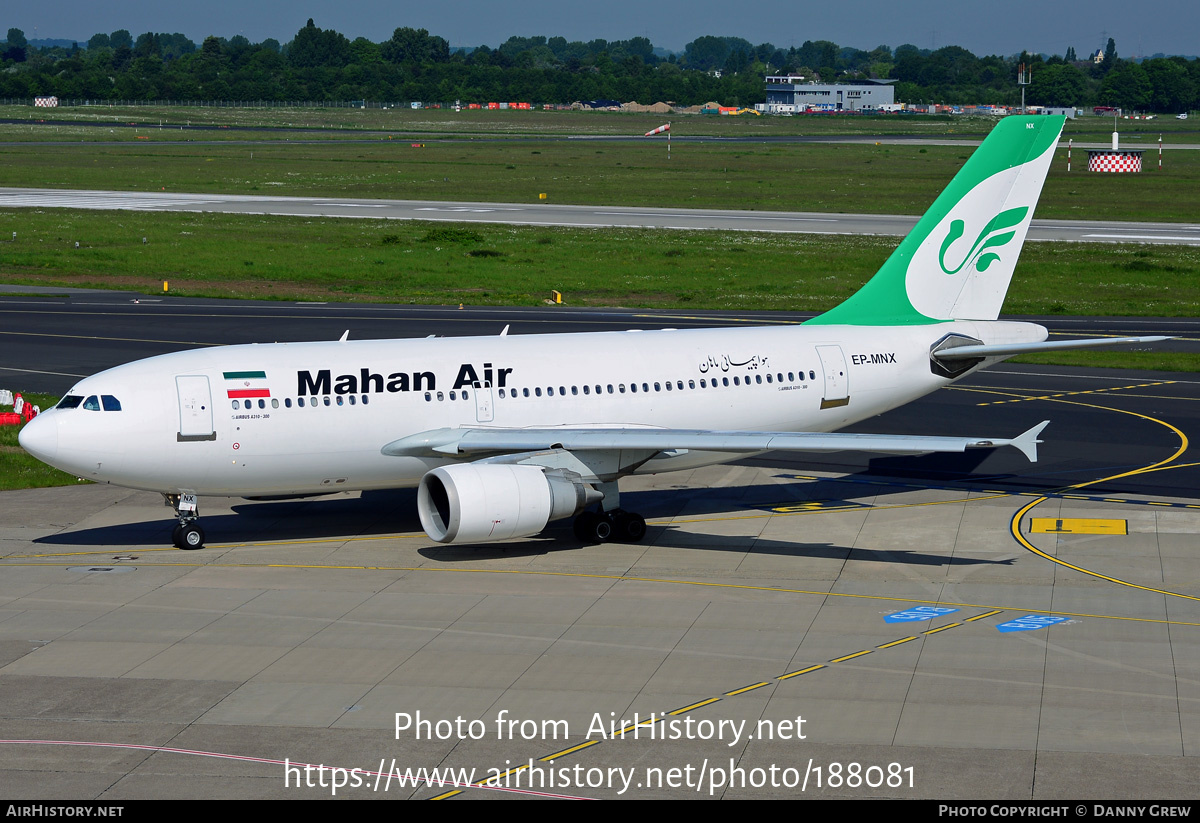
0;297;1198;799
3;186;1200;245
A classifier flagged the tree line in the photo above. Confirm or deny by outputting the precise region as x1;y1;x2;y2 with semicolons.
1;22;1196;113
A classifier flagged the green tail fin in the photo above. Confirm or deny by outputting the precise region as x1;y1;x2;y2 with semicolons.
808;115;1064;326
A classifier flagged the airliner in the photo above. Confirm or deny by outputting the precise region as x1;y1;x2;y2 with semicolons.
19;116;1166;549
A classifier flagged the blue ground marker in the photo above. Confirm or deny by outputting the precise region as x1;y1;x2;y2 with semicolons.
996;614;1070;633
884;606;959;623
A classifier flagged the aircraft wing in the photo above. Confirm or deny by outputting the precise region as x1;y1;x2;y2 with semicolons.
382;420;1050;463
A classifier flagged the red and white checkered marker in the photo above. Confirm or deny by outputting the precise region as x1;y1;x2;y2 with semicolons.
644;123;670;136
1088;151;1143;172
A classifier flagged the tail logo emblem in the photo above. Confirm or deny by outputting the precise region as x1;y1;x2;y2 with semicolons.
938;206;1029;275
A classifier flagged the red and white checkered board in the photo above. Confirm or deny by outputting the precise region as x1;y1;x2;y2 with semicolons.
1088;152;1142;172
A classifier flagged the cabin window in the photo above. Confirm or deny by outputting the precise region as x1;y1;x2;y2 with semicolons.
232;400;240;410
437;392;444;401
535;387;542;397
733;377;740;386
258;399;266;409
424;392;432;401
809;370;816;381
83;395;100;411
665;382;672;391
449;390;457;400
285;398;292;408
546;387;553;397
462;390;469;400
558;386;565;396
654;382;661;392
619;384;626;394
756;375;762;384
523;388;530;397
766;374;773;383
348;395;355;405
499;388;506;398
362;395;369;405
583;385;590;395
689;380;696;389
607;385;614;394
57;395;84;409
571;386;578;396
272;398;280;408
595;385;602;395
642;383;649;393
699;379;706;388
722;378;729;387
323;396;331;407
336;396;344;406
630;383;637;393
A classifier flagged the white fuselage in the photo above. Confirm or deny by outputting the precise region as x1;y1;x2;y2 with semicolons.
20;319;1045;497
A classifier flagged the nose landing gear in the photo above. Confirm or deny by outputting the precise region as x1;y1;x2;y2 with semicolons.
164;493;206;550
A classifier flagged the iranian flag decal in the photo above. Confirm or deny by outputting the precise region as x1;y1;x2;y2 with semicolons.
224;370;270;399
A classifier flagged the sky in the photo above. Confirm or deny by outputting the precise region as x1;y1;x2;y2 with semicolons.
7;0;1197;59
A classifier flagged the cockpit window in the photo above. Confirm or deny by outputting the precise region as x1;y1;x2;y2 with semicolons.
57;395;84;409
101;395;122;411
83;395;101;411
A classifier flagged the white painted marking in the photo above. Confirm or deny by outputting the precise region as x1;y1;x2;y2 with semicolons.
1083;234;1200;242
594;211;838;223
0;366;88;378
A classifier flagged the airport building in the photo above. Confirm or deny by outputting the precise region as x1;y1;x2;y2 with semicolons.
762;76;896;112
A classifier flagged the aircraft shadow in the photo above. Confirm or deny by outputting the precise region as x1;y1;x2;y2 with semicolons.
617;474;1000;522
33;489;424;548
417;527;1012;567
31;480;1013;566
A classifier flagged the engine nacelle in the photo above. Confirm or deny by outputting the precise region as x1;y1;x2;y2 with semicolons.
417;463;596;544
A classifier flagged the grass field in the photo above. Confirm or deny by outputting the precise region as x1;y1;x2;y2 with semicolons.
3;138;1199;222
1;209;1196;318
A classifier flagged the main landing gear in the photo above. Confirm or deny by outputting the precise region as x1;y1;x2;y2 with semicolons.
573;509;647;544
571;481;647;544
163;493;206;550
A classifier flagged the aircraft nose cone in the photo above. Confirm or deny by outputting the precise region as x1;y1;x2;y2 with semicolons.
18;413;58;463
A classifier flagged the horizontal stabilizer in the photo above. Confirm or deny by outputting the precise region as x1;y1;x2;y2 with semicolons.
935;335;1171;360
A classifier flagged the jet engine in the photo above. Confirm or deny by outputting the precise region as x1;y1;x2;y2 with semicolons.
417;464;600;544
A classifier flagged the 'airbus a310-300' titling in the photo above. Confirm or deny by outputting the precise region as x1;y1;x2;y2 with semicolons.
19;116;1167;549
